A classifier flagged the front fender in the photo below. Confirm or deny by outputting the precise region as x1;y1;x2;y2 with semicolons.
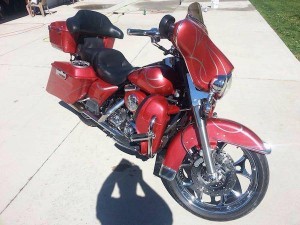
159;118;271;180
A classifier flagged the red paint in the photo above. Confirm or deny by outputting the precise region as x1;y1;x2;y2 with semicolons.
167;105;180;115
49;21;115;54
135;95;170;155
88;79;118;106
128;66;175;96
172;19;234;91
103;37;115;48
46;61;97;104
163;118;268;171
124;91;146;112
49;21;77;54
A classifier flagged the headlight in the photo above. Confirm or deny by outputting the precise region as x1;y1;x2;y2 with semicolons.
211;73;232;99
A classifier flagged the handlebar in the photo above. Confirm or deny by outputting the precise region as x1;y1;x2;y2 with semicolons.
127;27;179;56
127;28;160;37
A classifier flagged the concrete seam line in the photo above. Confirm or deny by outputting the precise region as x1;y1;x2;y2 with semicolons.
130;40;150;64
0;36;41;57
0;64;51;68
0;121;81;215
236;77;300;82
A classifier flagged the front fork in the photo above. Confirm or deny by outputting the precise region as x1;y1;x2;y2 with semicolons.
192;105;217;177
187;74;218;181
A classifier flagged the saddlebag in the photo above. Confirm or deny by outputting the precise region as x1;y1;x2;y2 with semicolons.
46;61;97;104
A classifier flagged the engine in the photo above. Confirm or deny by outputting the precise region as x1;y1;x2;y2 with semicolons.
107;106;136;137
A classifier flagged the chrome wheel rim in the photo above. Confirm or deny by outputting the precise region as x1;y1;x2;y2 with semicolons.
176;145;259;214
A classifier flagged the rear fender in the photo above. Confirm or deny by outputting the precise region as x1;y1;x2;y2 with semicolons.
159;118;271;180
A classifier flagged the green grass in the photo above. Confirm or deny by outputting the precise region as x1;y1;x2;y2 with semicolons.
250;0;300;60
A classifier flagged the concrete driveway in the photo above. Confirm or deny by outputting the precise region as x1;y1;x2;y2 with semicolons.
0;0;299;224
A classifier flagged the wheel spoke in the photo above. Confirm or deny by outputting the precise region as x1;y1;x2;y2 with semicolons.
194;188;204;201
182;180;193;187
190;184;204;201
230;189;242;198
219;194;228;206
233;155;247;167
210;196;217;204
232;176;242;193
180;163;193;168
234;155;251;180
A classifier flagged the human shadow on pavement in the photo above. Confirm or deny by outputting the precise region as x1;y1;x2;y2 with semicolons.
96;159;173;225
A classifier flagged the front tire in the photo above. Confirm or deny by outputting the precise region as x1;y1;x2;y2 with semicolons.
162;145;269;221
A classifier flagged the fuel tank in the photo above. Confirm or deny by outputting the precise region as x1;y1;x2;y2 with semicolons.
128;65;177;96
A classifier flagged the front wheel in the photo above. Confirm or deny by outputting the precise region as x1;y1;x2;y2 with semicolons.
162;144;269;221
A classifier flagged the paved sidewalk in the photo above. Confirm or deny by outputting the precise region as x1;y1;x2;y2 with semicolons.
0;0;299;224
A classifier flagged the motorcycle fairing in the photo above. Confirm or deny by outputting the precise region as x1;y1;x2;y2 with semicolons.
135;95;170;155
161;118;271;177
173;19;234;92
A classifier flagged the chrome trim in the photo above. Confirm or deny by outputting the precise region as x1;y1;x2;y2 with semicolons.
124;84;139;92
98;99;124;122
71;60;90;68
263;142;272;154
148;116;157;158
163;57;175;68
78;97;90;103
130;133;152;142
69;103;139;152
127;94;139;112
69;104;123;137
192;105;217;177
186;73;217;179
159;165;177;181
56;69;67;80
186;74;209;106
129;116;156;158
211;73;232;99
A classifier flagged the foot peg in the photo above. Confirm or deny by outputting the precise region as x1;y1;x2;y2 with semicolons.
130;133;155;142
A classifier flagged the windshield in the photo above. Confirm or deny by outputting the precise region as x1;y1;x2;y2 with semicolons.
186;2;204;25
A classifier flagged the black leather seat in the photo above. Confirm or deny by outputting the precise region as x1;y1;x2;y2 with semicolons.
81;48;134;85
77;37;104;62
66;10;124;41
93;49;134;85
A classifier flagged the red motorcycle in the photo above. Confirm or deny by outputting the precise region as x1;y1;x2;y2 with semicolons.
47;2;271;221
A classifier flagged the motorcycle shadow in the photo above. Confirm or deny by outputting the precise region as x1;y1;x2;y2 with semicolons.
96;159;173;225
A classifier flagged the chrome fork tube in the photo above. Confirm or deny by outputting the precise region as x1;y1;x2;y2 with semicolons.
186;73;217;179
192;105;216;176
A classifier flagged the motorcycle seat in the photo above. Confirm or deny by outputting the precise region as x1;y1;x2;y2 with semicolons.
89;48;134;85
66;10;124;41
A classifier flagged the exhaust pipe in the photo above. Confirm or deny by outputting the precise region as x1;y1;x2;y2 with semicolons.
69;102;139;152
69;103;123;137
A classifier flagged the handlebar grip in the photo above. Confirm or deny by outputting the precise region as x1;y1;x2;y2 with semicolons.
127;28;160;37
127;29;148;36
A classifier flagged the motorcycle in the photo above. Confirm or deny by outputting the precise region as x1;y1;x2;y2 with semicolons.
46;2;271;221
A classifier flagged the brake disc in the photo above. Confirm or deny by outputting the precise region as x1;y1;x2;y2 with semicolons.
191;152;237;196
